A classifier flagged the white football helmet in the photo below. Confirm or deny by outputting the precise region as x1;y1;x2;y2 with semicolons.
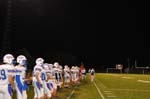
36;58;44;65
48;64;53;69
17;55;27;65
43;63;49;70
64;65;68;69
54;62;59;68
71;66;75;69
3;54;15;64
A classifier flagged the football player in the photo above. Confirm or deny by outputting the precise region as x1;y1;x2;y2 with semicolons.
90;68;95;82
0;54;15;99
32;58;44;99
15;55;28;99
64;65;71;87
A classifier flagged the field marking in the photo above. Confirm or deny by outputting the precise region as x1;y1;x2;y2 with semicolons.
107;95;116;97
105;92;113;94
104;90;117;98
104;91;112;92
99;81;107;89
106;74;122;77
66;85;77;99
94;81;105;99
137;80;150;83
95;79;107;89
110;88;150;92
121;76;133;79
104;93;113;95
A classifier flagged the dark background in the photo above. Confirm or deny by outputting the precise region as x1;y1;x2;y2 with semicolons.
0;0;148;70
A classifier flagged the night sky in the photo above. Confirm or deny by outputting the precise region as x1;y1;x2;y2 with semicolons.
0;0;148;67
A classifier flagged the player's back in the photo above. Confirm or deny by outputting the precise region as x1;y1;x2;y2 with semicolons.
33;65;43;81
0;64;13;85
33;65;42;75
41;67;47;82
15;65;26;81
90;69;95;75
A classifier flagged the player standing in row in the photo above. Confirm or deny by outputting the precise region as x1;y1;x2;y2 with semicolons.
15;55;28;99
32;58;44;99
0;54;15;99
53;62;63;88
81;68;86;80
42;63;52;99
48;64;58;98
71;66;80;84
63;65;71;87
90;68;95;82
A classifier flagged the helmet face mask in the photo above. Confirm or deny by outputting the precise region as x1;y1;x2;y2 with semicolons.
17;55;27;65
36;58;44;66
64;65;68;68
12;59;17;65
20;60;27;66
3;54;15;64
43;63;49;70
48;64;53;69
54;62;59;68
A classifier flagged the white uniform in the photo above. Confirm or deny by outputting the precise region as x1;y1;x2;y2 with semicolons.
71;67;76;82
43;66;53;97
41;67;48;96
51;68;57;90
15;65;28;99
47;65;56;93
0;64;15;99
53;67;60;86
81;69;86;79
75;67;80;82
64;67;71;83
90;69;95;82
32;65;44;98
57;67;63;88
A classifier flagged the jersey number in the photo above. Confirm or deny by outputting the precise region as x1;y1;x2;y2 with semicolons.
0;69;6;80
41;73;46;80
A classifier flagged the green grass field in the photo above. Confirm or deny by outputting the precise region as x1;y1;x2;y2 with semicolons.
12;73;150;99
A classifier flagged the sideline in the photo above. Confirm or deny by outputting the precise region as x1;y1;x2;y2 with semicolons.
93;81;105;99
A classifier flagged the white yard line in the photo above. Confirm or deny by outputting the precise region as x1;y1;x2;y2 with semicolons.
121;76;133;79
104;91;112;92
107;96;116;97
137;79;150;83
110;88;150;92
66;85;77;99
94;81;105;99
106;74;122;77
104;93;113;94
98;81;107;89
